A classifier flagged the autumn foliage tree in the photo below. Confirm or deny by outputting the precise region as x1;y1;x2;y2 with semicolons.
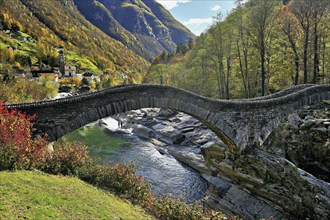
248;0;279;96
0;102;88;172
0;101;47;170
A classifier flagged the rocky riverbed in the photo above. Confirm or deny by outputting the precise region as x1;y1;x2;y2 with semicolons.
107;105;330;220
263;102;330;182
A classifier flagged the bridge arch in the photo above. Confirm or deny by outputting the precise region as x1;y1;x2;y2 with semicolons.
7;84;330;152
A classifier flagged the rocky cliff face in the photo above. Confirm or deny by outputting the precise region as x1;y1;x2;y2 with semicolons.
119;105;330;220
142;0;194;45
72;0;148;58
73;0;195;60
202;102;330;219
263;102;330;182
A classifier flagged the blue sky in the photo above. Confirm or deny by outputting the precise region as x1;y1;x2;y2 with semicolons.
156;0;238;35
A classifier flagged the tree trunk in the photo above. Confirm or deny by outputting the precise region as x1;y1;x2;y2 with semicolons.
303;27;309;84
244;43;250;98
237;41;248;97
313;24;319;84
321;36;326;83
286;30;300;85
226;54;231;100
261;41;266;96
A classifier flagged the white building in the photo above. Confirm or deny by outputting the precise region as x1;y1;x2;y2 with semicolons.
64;62;77;77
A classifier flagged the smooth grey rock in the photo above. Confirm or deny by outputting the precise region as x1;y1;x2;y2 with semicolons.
156;147;167;155
203;174;287;220
168;149;210;174
311;127;328;134
152;123;185;144
156;108;176;118
287;114;301;126
301;119;314;129
305;115;314;120
112;104;330;219
97;119;108;126
132;124;155;139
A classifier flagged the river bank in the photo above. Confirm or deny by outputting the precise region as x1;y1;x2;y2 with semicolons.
111;106;330;219
109;108;287;219
61;105;330;219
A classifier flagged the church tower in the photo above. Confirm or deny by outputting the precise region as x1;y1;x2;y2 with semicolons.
58;47;65;75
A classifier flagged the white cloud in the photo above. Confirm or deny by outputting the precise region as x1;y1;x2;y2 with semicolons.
156;0;191;10
211;5;221;11
184;17;213;26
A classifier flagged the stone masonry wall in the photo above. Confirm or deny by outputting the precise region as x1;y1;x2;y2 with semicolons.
6;84;330;152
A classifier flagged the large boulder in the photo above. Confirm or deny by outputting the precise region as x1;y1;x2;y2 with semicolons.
132;124;155;139
168;149;210;174
156;108;177;118
151;123;185;144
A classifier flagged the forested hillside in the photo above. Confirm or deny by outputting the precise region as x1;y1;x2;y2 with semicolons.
0;0;195;83
0;0;149;84
146;0;330;99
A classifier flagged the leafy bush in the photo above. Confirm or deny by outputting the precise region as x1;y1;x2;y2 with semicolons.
58;78;82;87
151;195;230;220
0;101;47;170
78;161;153;204
0;78;58;103
0;102;87;174
41;143;89;176
77;160;232;220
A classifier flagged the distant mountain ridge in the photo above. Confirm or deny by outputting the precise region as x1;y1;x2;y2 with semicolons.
73;0;195;60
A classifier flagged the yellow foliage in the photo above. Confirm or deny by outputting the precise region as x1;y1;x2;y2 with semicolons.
59;78;82;86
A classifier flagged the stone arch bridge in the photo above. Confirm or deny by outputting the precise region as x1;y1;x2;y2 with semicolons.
6;84;330;153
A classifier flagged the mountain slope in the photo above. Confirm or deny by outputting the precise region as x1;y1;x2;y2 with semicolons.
74;0;195;60
72;0;150;60
142;0;195;45
0;0;194;79
0;0;149;82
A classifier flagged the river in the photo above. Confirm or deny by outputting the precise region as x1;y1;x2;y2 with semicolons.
61;116;208;203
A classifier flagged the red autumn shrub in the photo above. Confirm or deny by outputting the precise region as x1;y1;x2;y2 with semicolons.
0;101;47;170
0;101;88;174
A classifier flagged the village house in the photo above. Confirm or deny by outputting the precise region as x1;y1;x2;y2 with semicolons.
83;72;94;83
83;72;101;83
31;70;59;82
76;73;83;79
52;66;61;74
64;62;77;77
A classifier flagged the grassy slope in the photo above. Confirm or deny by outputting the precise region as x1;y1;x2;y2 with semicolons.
0;171;153;220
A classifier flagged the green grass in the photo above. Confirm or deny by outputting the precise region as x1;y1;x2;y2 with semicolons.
66;51;100;73
0;41;9;49
0;32;37;54
0;170;153;220
17;31;32;38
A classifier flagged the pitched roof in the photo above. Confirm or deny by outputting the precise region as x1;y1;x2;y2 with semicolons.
65;62;76;67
